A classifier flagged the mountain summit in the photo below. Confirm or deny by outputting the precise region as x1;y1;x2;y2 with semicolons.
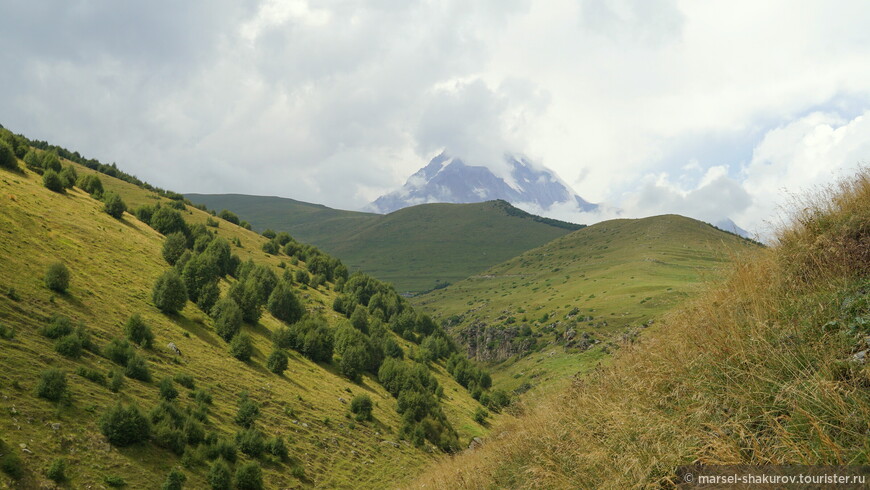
369;152;596;214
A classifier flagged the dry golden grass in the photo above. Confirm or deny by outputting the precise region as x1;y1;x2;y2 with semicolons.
411;169;870;489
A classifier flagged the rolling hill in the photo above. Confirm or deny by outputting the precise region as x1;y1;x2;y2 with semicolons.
413;214;761;394
0;134;498;488
186;194;583;293
413;169;870;489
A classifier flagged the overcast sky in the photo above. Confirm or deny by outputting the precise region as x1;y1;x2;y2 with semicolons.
2;0;870;237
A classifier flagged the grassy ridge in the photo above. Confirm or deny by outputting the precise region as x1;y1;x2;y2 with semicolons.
413;214;758;393
411;171;870;488
185;194;581;293
0;159;490;488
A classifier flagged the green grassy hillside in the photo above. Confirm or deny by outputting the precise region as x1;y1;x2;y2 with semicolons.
412;170;870;489
0;146;495;488
413;214;760;394
185;194;582;293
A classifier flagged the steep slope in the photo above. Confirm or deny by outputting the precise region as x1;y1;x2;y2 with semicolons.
369;152;596;214
186;194;583;293
412;170;870;488
0;145;493;488
413;214;760;393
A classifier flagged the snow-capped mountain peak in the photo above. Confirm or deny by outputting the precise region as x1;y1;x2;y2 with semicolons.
369;152;596;215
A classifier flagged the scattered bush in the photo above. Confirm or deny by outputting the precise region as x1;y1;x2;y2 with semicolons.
350;394;373;421
159;377;179;401
234;462;264;490
235;394;260;428
46;457;66;483
43;169;65;192
473;406;488;425
41;314;73;338
125;314;154;348
261;240;279;255
104;338;135;366
229;333;253;362
104;475;127;487
0;323;13;340
125;354;152;382
212;298;243;341
23;149;41;171
197;280;220;313
266;349;288;375
194;388;213;405
153;421;186;455
150;207;188;236
44;262;70;292
77;174;104;196
208;459;232;490
183;416;205;445
55;333;83;358
267;281;304;324
102;192;126;218
218;209;240;225
0;140;17;170
99;403;150;446
153;269;188;314
108;368;125;392
161;469;186;490
235;428;265;457
0;442;23;480
36;368;67;402
266;435;288;460
59;165;77;188
76;366;107;385
174;372;195;389
42;151;61;172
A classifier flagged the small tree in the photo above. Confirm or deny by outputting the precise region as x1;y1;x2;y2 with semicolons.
45;262;70;292
150;207;187;236
267;281;304;324
0;140;17;170
42;151;61;172
104;338;134;366
230;333;253;362
208;459;232;490
234;462;264;490
46;458;67;483
125;354;152;382
76;174;104;196
159;377;179;401
43;169;65;192
162;232;188;265
153;269;188;314
350;394;373;421
99;403;151;446
124;314;154;348
23;149;41;171
161;469;186;490
212;298;243;342
103;192;126;219
235;394;260;428
266;436;288;460
36;368;67;402
59;166;77;188
266;349;288;374
197;280;220;313
55;334;83;359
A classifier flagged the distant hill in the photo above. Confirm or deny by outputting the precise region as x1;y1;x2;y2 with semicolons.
369;151;597;214
186;194;584;293
413;214;761;393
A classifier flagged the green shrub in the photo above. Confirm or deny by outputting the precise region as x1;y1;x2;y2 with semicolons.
125;314;154;348
229;333;253;362
473;406;488;425
234;462;263;490
212;298;243;342
76;174;104;196
41;314;73;338
235;428;265;458
261;229;276;239
150;207;188;236
103;338;134;365
55;333;83;358
104;475;126;487
103;192;126;219
174;372;195;390
295;269;309;285
261;240;279;255
108;369;125;392
125;354;151;382
228;279;263;324
0;323;14;340
235;394;260;428
134;203;154;224
59;165;77;188
193;388;213;405
266;348;288;374
205;216;219;228
76;366;107;385
23;149;41;171
42;151;61;172
183;416;204;445
197;280;220;313
99;403;150;446
204;437;236;463
208;459;232;490
153;269;188;314
36;368;67;402
159;377;179;401
291;465;305;480
43;169;65;192
153;421;186;455
0;443;23;480
0;140;18;170
267;281;303;324
161;232;188;265
218;209;239;225
350;394;373;421
161;469;186;490
44;261;70;292
46;458;66;483
266;435;287;460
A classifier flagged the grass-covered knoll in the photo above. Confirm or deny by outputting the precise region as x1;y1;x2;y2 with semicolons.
412;170;870;488
0;138;496;488
186;194;582;293
413;214;759;393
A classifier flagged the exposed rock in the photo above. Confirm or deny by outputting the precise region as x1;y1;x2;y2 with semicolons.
380;440;400;448
338;397;346;404
468;437;484;450
853;350;867;364
50;423;61;431
167;342;182;356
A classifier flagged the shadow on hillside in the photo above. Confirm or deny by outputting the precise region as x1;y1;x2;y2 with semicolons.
55;291;93;316
167;314;220;349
